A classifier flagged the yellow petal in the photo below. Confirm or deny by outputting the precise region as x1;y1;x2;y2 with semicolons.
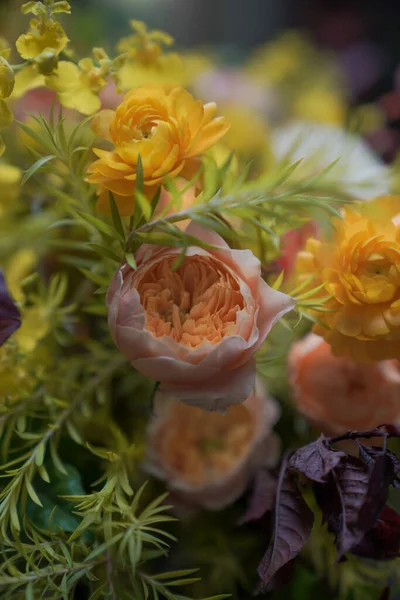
16;19;69;60
91;109;115;142
189;117;230;156
11;65;46;99
0;99;13;129
0;56;14;99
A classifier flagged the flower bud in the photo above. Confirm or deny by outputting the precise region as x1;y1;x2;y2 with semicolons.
0;57;15;99
36;49;59;75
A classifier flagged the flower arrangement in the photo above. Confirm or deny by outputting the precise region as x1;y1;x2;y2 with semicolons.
1;2;400;599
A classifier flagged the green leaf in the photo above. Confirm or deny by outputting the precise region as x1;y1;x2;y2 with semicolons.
21;155;56;186
135;190;152;222
109;193;126;241
164;579;201;587
153;569;200;580
15;120;58;154
136;154;144;196
125;252;137;269
76;210;124;242
82;304;108;316
79;268;109;287
26;464;86;534
86;243;121;263
150;186;162;214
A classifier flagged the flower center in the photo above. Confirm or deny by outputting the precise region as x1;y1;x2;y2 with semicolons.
157;402;254;485
112;100;167;145
136;255;245;348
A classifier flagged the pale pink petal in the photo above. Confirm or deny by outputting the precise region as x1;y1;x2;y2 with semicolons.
185;222;230;249
157;357;256;412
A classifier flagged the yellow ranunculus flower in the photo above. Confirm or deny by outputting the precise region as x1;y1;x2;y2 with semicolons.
46;60;107;115
296;203;400;361
87;84;230;216
16;18;69;60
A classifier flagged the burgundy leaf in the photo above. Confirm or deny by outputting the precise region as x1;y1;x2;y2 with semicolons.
316;455;392;558
0;271;21;346
352;506;400;560
358;444;400;478
289;436;345;483
239;469;277;525
313;475;341;526
357;454;395;534
257;455;314;590
379;586;390;600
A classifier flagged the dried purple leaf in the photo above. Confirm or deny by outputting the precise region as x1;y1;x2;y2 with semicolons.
289;435;345;483
256;455;314;591
239;469;277;525
0;271;21;346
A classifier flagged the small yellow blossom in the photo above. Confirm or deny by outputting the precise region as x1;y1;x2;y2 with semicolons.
0;163;22;216
0;99;13;155
14;306;50;353
0;56;15;99
46;59;107;115
219;103;270;157
11;66;46;99
296;203;400;361
117;20;174;62
87;84;230;216
247;31;313;85
5;249;36;303
115;20;209;92
16;18;69;60
0;52;14;155
0;343;35;402
292;86;346;126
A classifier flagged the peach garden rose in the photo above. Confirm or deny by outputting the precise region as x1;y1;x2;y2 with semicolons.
106;223;296;411
288;333;400;435
144;377;280;510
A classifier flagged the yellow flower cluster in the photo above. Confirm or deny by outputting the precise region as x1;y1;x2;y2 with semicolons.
296;201;400;361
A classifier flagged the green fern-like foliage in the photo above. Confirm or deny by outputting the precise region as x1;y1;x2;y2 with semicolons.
0;95;355;599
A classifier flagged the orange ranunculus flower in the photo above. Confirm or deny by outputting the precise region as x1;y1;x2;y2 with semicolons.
144;377;280;510
288;333;400;435
295;204;400;361
86;84;230;216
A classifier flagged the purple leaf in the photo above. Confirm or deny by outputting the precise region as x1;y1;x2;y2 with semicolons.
239;469;277;525
0;271;21;346
357;454;395;533
316;455;391;558
358;444;400;477
257;455;314;590
289;436;345;483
